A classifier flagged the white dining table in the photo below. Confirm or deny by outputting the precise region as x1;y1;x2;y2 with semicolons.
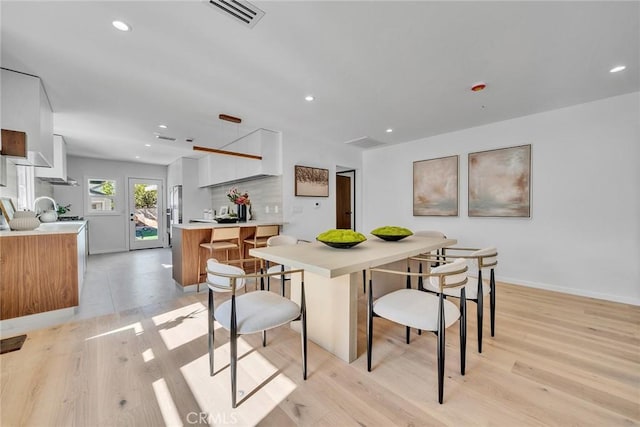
250;235;457;363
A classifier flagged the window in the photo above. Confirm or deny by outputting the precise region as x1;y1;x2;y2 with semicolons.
87;178;117;213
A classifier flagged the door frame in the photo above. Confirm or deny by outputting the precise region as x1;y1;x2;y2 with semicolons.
336;169;356;230
128;177;164;250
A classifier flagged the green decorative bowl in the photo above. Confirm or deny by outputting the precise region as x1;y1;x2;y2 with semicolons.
316;229;367;249
317;239;364;249
371;226;413;241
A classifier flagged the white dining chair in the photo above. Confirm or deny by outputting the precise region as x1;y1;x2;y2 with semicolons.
206;258;308;408
264;234;298;295
367;257;468;404
420;246;498;353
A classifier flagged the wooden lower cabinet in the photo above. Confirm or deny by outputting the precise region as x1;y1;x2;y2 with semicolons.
0;233;78;320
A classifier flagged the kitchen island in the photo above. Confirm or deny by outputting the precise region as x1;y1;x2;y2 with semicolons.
0;221;88;321
171;221;282;289
250;235;456;362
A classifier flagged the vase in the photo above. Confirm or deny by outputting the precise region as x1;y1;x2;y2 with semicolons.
238;204;247;222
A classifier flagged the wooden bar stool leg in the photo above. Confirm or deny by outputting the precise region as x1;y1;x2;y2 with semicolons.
197;247;201;293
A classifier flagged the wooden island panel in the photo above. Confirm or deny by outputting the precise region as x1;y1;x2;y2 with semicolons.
0;234;78;320
171;224;263;287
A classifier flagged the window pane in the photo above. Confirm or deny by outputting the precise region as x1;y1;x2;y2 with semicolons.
88;179;116;212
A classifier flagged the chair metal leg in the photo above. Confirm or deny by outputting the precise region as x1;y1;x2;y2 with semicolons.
208;288;215;376
262;330;267;347
417;263;423;335
490;268;496;337
477;271;483;353
230;295;238;408
437;295;446;404
266;261;271;291
301;280;308;380
362;269;366;293
367;277;373;372
406;326;411;344
460;288;467;376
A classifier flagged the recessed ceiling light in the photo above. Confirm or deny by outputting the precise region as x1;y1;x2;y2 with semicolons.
135;155;140;159
305;95;315;102
144;144;151;147
158;124;167;129
112;20;131;32
610;65;626;73
386;128;393;133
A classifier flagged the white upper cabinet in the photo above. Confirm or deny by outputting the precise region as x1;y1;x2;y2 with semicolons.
198;129;282;187
1;69;53;167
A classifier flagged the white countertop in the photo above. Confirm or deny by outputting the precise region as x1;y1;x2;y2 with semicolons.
174;220;283;230
250;235;457;278
0;220;87;237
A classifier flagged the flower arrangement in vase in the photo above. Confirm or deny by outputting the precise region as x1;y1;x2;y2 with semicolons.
226;187;250;221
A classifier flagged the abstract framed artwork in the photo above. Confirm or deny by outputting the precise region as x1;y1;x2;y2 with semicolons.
468;144;531;217
295;165;329;197
413;155;459;216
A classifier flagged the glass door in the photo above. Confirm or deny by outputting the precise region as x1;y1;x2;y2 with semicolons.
129;178;164;250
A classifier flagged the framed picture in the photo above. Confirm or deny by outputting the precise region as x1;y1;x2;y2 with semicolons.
295;165;329;197
413;155;459;216
468;144;531;217
0;197;16;221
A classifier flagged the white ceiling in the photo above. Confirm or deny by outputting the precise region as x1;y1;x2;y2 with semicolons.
1;1;638;165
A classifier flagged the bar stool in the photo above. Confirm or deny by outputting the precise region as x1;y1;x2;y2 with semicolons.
243;224;280;271
197;226;241;292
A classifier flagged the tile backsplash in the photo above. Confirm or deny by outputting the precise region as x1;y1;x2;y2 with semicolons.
209;175;283;223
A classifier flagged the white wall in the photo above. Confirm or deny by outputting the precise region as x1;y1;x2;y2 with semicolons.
362;92;640;305
281;131;364;242
54;156;167;254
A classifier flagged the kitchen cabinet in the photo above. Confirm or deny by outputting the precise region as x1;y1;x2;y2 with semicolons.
198;128;282;187
0;129;27;157
0;69;53;167
0;221;87;320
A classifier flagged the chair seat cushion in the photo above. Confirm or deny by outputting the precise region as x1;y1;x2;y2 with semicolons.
267;264;291;280
215;291;300;334
373;289;460;331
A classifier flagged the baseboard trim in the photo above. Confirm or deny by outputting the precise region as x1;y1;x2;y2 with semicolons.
498;276;640;306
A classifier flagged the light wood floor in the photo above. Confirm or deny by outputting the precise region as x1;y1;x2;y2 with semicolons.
1;281;638;426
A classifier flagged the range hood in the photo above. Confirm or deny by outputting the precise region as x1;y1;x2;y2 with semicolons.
35;134;78;186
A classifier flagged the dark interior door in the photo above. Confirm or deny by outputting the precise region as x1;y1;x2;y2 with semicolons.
336;174;352;229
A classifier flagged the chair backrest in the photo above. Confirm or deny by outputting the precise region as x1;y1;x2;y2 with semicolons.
267;234;298;247
414;230;447;239
211;226;240;243
468;247;498;271
255;224;280;239
206;259;246;292
428;258;468;291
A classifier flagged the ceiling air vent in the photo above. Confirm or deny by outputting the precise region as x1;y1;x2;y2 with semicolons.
343;136;386;150
156;135;176;141
207;0;265;28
